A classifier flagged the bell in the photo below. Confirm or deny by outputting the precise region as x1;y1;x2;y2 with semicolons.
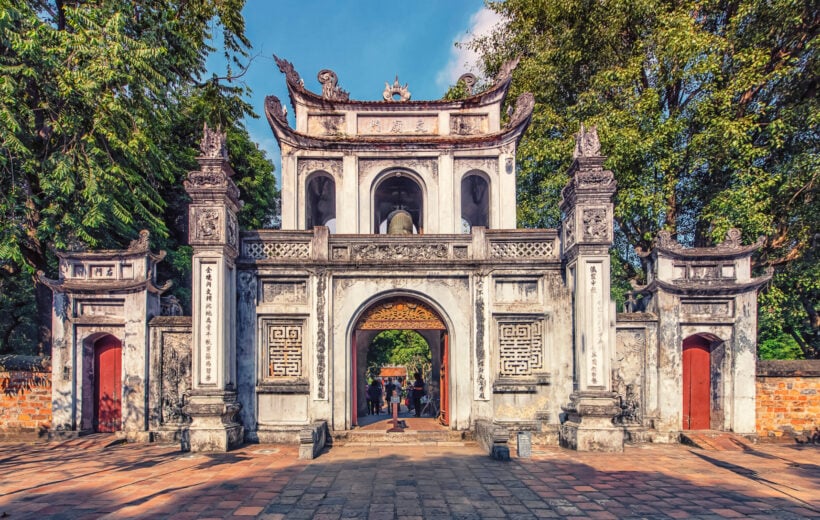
387;210;414;234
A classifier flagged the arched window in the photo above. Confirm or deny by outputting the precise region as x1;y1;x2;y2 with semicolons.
306;172;336;233
461;172;489;233
373;173;423;234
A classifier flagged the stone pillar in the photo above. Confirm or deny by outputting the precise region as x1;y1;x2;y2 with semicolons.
184;124;243;451
559;125;624;452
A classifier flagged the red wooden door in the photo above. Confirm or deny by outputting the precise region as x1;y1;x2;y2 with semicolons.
682;336;710;430
94;336;122;432
439;332;449;426
352;331;358;427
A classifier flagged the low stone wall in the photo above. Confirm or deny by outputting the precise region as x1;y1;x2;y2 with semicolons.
756;360;820;441
0;356;52;440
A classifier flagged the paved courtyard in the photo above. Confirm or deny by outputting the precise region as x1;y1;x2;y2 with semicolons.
0;436;818;519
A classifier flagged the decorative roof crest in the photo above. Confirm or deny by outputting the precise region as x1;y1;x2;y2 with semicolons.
457;73;478;95
199;123;228;160
317;69;350;101
505;92;535;128
383;75;411;102
573;123;602;159
274;54;304;87
265;95;289;125
495;56;520;84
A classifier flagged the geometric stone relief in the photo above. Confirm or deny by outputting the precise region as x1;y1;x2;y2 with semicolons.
581;208;608;241
490;240;556;259
243;241;311;260
160;332;192;425
261;279;308;304
497;319;544;377
351;243;448;261
263;320;304;379
614;328;645;424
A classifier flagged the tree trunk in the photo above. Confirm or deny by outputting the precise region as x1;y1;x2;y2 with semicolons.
35;278;52;356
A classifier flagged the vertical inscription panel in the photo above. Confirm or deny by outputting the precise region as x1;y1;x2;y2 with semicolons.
587;261;604;388
199;261;218;385
261;319;304;380
497;319;544;377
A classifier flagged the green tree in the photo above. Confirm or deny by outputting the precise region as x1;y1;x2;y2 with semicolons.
0;1;278;353
367;330;431;380
461;0;817;358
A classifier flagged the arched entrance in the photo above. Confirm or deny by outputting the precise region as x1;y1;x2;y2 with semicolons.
352;296;449;427
682;335;711;430
94;334;122;433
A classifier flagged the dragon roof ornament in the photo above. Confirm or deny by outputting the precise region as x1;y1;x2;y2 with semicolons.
274;54;304;87
495;56;520;84
317;69;350;101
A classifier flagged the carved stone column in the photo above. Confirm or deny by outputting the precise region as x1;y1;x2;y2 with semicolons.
559;125;623;452
184;124;243;451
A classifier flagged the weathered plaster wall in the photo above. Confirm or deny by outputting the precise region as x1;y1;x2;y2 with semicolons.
756;360;820;440
0;356;52;439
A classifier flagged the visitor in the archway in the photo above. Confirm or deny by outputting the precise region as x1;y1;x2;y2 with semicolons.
367;379;381;415
412;372;425;418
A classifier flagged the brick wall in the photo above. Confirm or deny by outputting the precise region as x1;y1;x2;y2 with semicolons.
0;356;52;440
756;360;820;440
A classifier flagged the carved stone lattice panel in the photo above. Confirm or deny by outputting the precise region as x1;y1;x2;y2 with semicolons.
316;271;327;399
297;158;342;178
359;158;438;179
581;208;609;241
264;321;304;378
450;114;489;136
160;332;192;425
307;114;346;136
357;298;445;330
490;241;556;259
564;215;576;248
497;320;544;377
243;241;311;260
454;157;499;176
351;243;448;261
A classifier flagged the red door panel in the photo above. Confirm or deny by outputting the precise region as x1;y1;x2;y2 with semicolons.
682;336;710;430
440;332;449;426
95;336;122;433
352;331;358;427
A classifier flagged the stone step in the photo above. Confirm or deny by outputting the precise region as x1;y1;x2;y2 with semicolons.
331;429;475;447
680;431;755;451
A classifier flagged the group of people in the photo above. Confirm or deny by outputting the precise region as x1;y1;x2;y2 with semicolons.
365;372;426;417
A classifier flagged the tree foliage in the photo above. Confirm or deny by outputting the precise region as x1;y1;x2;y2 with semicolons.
367;330;431;380
0;0;278;353
462;0;818;358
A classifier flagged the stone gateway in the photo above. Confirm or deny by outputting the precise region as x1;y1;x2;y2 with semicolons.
41;59;771;453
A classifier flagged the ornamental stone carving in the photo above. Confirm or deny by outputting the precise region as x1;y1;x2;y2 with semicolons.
357;299;445;330
297;158;342;178
564;216;576;248
316;271;327;399
495;56;520;84
573;123;601;159
504;92;535;129
351;243;448;261
582;208;608;241
383;75;411;101
359;158;438;178
457;73;477;95
450;114;487;135
196;208;221;241
475;274;486;399
317;69;350;101
274;55;304;88
200;123;228;160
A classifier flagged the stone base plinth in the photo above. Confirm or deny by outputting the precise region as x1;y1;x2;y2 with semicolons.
184;391;244;452
559;391;624;452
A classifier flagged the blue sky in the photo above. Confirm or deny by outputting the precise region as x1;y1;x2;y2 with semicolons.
208;0;501;180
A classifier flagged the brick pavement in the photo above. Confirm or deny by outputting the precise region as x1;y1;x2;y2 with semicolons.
0;436;817;519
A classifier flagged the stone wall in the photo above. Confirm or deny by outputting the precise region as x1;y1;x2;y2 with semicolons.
756;360;820;440
0;356;52;439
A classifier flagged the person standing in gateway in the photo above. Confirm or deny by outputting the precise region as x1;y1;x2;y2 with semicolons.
412;372;425;418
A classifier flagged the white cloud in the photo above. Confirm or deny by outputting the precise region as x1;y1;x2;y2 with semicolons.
436;7;504;91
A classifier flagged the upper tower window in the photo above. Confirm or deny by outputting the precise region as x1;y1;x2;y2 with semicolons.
461;172;489;233
373;173;423;234
306;172;336;233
